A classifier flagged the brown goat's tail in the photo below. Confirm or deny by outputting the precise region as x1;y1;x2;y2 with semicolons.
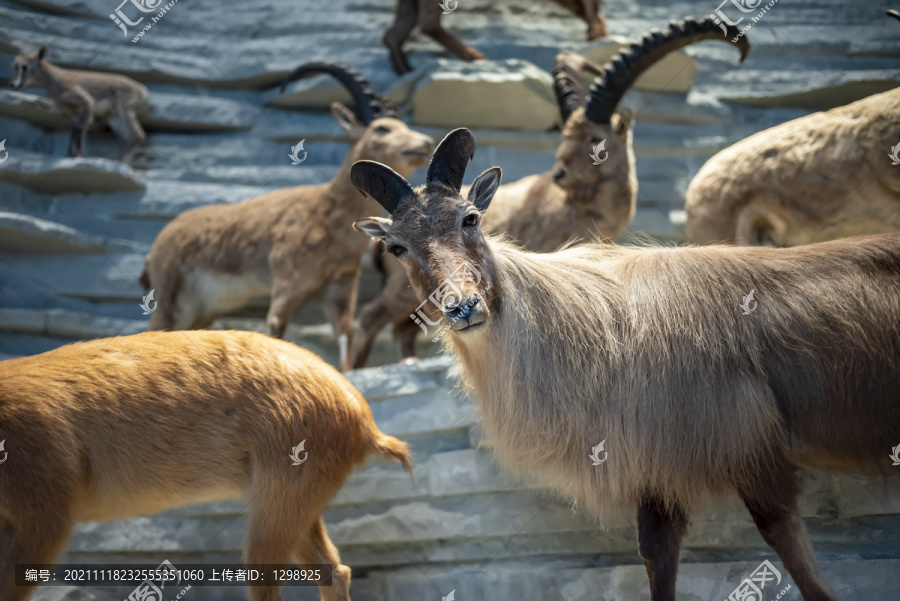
372;433;414;481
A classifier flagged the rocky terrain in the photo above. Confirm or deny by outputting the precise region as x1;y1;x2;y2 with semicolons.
2;0;899;599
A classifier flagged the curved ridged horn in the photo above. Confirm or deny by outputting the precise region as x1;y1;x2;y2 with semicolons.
426;128;476;192
279;61;398;124
351;160;416;215
584;16;751;124
888;9;900;22
552;51;606;123
553;51;587;123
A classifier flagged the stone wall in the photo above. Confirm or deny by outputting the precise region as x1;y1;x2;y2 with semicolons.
1;0;899;599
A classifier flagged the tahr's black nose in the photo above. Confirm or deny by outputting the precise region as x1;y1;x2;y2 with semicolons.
553;169;565;183
444;294;480;322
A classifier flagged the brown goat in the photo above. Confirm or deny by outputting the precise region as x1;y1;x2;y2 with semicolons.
383;0;608;75
350;128;900;601
686;87;900;246
141;63;434;371
11;45;147;160
353;17;750;367
0;330;412;601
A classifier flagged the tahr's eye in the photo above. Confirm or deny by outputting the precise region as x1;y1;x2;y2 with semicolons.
374;125;391;134
389;244;406;257
463;213;479;227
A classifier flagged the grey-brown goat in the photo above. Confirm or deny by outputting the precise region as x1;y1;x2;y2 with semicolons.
350;128;900;601
354;17;750;367
141;63;434;371
11;45;147;160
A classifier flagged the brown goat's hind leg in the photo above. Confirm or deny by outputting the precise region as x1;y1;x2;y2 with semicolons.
384;0;418;75
295;518;351;601
417;0;485;62
637;496;688;601
0;513;73;601
740;480;837;601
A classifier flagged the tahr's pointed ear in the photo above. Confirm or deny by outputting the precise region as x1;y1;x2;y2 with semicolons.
351;160;416;215
467;167;501;212
353;217;392;241
37;45;49;60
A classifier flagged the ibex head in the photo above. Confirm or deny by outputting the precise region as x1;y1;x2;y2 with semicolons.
11;44;49;90
549;17;750;213
280;62;433;178
352;129;500;335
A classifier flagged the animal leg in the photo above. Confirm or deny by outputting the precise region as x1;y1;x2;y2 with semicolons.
325;270;361;372
393;315;421;363
0;508;73;601
294;518;351;601
383;0;418;75
63;92;93;158
111;100;146;163
352;287;411;369
582;0;608;39
416;0;485;62
267;278;311;340
637;496;688;601
244;479;307;601
740;474;837;601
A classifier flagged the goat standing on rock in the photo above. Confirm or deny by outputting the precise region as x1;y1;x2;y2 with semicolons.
11;45;147;161
354;17;750;367
141;63;434;371
351;128;900;601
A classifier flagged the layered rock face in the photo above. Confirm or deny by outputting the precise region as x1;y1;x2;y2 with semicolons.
2;0;899;599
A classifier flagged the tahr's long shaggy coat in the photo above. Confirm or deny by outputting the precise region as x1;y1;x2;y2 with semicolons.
0;330;411;601
451;238;900;517
350;127;900;600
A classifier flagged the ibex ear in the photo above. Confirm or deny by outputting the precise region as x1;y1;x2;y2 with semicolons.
351;160;416;215
332;102;361;136
37;45;49;60
353;217;392;241
467;167;502;212
613;108;634;136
